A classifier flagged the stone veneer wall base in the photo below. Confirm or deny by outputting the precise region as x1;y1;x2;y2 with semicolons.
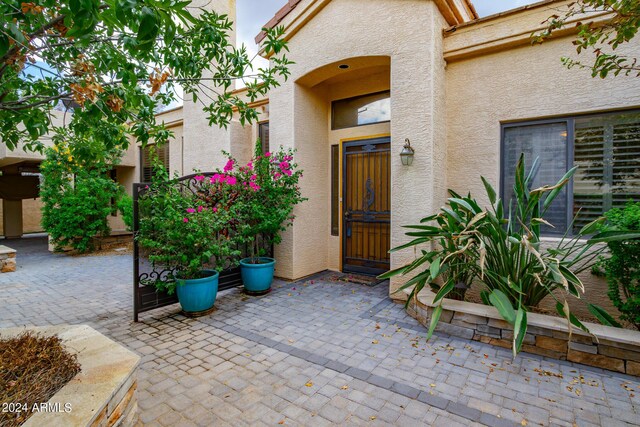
0;325;140;426
404;289;640;376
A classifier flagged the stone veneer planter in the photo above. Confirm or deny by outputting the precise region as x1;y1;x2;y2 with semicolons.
1;325;140;426
0;245;16;273
404;289;640;376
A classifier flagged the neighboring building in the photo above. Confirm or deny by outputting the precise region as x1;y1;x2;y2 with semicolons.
0;111;136;239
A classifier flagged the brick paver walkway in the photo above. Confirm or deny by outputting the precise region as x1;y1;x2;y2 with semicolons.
1;236;639;426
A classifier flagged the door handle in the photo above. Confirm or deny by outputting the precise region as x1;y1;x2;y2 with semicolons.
345;210;352;237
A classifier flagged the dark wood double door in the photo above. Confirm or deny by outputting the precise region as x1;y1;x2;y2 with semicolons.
342;137;391;276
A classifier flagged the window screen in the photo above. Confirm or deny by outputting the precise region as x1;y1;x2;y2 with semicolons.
140;143;170;182
332;91;390;130
502;122;569;234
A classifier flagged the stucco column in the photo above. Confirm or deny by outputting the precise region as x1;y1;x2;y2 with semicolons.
3;199;23;239
181;0;236;173
388;8;448;300
266;80;296;279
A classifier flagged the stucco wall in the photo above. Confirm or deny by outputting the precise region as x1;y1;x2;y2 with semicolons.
181;0;237;173
444;32;640;317
269;0;449;282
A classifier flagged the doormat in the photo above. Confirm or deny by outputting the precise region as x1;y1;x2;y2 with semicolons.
328;272;386;287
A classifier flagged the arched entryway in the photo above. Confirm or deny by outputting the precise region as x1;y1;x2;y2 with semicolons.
291;56;392;275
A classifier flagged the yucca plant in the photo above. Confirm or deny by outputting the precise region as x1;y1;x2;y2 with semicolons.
382;155;638;357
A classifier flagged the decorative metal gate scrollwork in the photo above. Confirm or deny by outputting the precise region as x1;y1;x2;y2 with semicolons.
132;172;272;321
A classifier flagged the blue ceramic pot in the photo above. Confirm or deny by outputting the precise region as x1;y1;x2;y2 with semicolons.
240;257;275;293
176;270;219;313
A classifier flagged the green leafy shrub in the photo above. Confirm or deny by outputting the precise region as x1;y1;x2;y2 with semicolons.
596;201;640;330
382;155;637;356
117;193;134;232
198;140;306;262
137;141;306;291
136;163;242;293
41;135;124;253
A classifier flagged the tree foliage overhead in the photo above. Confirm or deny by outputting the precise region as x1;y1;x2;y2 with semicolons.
535;0;640;78
0;0;291;154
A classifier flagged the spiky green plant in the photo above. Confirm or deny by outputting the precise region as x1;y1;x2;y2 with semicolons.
381;155;638;357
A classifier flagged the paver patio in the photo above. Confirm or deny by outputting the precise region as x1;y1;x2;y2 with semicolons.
1;236;639;426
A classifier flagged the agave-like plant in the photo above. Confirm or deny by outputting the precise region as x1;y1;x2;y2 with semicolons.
381;155;638;357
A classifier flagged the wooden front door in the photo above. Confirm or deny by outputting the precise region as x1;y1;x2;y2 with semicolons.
343;137;391;275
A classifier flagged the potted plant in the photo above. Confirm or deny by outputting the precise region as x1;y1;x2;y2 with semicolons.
137;161;240;315
219;141;305;294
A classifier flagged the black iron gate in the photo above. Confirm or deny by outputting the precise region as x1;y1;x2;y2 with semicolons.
133;172;272;321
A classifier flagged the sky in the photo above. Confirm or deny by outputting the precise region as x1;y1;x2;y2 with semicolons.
236;0;534;76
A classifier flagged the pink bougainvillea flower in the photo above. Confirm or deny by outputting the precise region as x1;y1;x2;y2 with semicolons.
250;174;257;181
186;208;196;213
225;176;237;185
197;206;204;213
194;175;205;182
224;159;234;172
183;218;189;223
265;152;271;157
212;207;218;212
283;169;292;177
249;182;260;192
284;155;293;162
279;161;290;171
210;173;225;183
247;162;253;170
274;172;282;179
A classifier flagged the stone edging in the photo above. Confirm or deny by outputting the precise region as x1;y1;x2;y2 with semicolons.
404;289;640;376
0;244;16;273
0;325;140;426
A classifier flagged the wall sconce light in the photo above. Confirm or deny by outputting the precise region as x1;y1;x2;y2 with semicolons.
400;138;415;166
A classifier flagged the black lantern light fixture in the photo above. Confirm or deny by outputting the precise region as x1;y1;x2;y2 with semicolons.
400;138;415;166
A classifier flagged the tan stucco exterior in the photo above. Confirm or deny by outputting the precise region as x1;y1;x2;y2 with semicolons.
266;0;451;282
5;0;640;318
250;0;640;317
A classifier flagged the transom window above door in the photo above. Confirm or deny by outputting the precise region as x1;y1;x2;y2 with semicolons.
501;110;640;235
331;91;390;130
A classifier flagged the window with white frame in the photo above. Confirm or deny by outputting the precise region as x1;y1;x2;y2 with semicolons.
501;110;640;235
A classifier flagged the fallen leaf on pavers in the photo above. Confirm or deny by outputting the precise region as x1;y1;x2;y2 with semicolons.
372;340;379;344
278;420;285;425
287;293;292;296
521;419;528;426
305;381;313;387
430;383;436;387
288;339;294;343
245;353;251;357
341;385;349;390
369;416;377;421
375;323;381;330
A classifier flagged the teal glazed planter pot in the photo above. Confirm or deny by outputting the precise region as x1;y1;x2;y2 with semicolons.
240;257;275;294
176;270;219;315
